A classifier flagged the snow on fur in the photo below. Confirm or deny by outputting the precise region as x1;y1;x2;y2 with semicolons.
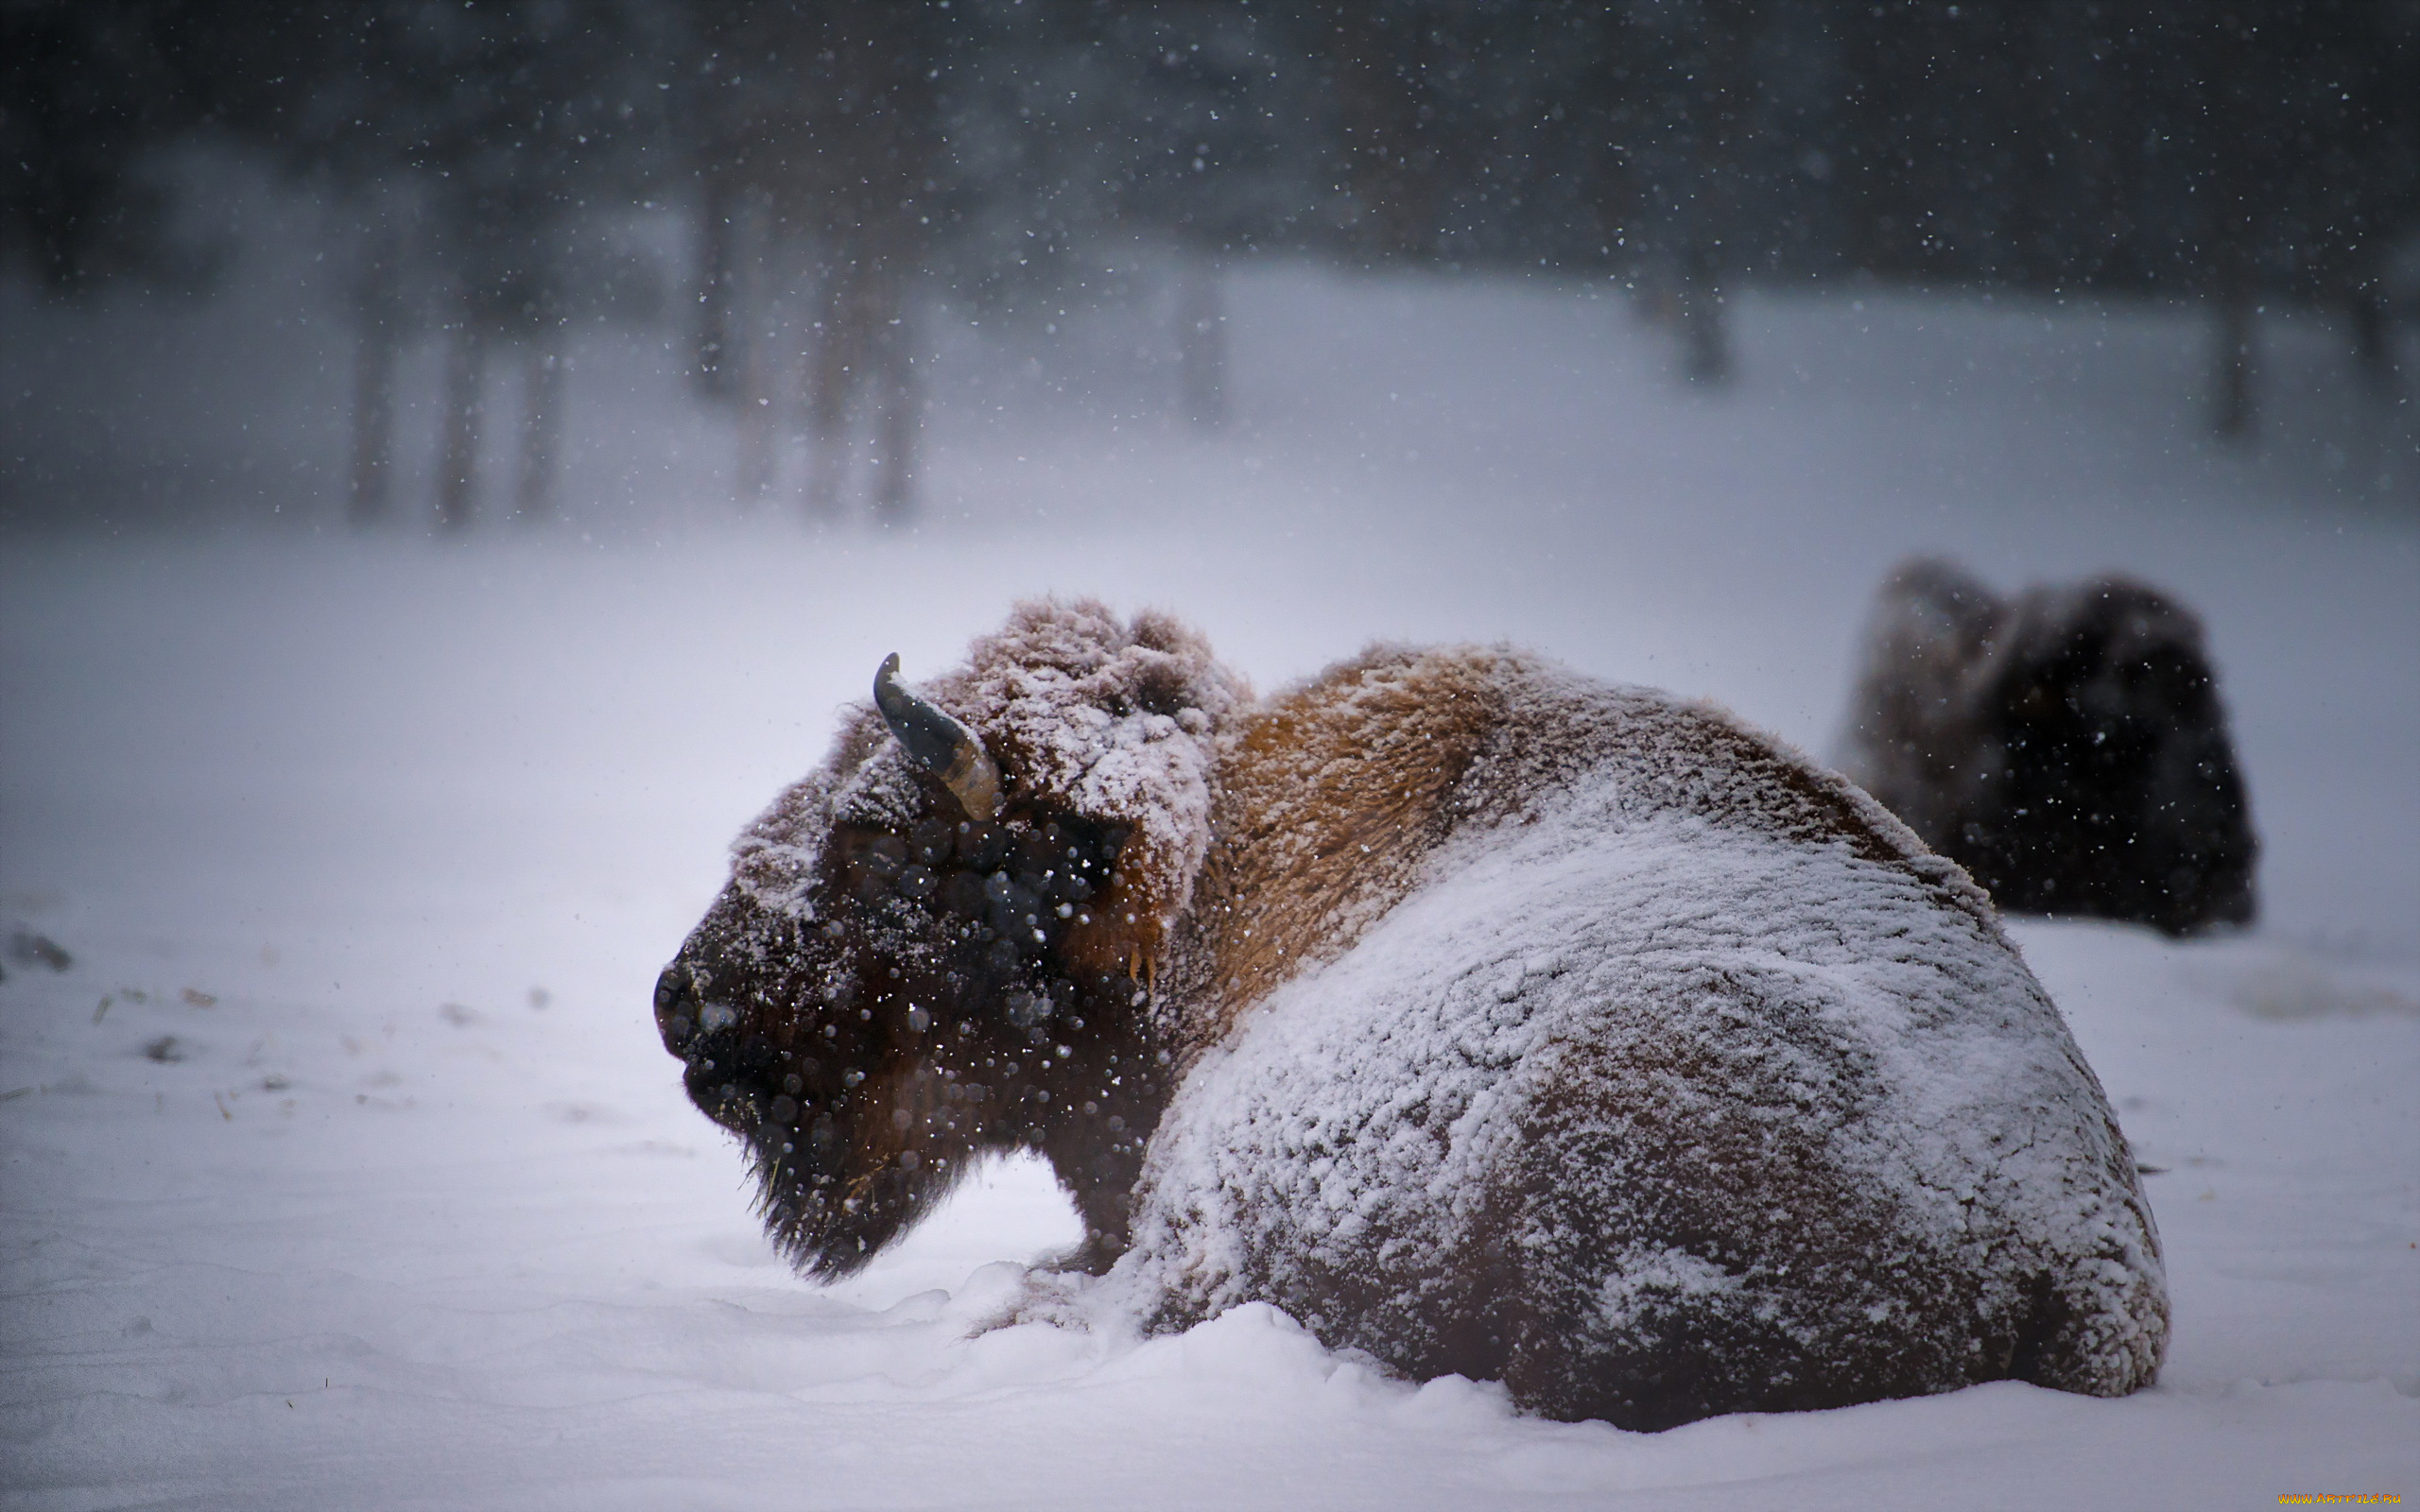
1102;654;2168;1428
731;598;1247;947
1837;557;2258;937
670;607;2167;1430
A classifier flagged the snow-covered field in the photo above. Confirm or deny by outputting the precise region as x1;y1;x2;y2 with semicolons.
4;265;2416;1508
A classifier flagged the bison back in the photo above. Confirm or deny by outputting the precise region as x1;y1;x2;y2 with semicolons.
1115;764;2168;1429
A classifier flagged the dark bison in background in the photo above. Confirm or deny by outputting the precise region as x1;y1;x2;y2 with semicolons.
1839;558;2257;937
656;598;2168;1430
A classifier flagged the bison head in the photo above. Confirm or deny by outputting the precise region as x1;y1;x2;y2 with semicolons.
1972;574;2257;932
1842;558;2256;936
653;600;1246;1277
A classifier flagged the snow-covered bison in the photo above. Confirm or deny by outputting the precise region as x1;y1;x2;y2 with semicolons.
1839;558;2256;937
655;599;2168;1430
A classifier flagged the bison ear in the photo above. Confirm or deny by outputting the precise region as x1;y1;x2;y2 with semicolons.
873;653;1003;822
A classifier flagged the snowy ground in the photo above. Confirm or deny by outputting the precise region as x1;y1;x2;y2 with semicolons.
4;265;2417;1508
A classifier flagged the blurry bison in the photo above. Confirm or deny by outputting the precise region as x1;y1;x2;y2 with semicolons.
1839;558;2256;936
656;599;2168;1430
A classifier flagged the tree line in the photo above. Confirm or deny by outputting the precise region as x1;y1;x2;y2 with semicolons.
5;1;2412;522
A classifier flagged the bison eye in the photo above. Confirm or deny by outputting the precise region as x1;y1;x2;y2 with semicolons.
698;1001;739;1033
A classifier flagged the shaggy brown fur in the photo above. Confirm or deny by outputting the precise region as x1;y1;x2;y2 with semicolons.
1839;558;2257;936
1165;644;1938;1057
1167;646;1499;1052
657;599;2168;1429
659;601;1241;1273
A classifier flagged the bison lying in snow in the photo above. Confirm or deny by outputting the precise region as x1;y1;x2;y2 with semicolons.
1839;558;2257;937
655;599;2168;1430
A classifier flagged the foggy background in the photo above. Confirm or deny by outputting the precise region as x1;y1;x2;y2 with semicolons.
4;5;2418;1507
4;1;2414;533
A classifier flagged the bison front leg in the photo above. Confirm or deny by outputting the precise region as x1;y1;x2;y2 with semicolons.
1037;1118;1151;1275
1029;1009;1171;1275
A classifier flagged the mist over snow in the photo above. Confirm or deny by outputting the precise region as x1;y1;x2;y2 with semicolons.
5;240;2418;1504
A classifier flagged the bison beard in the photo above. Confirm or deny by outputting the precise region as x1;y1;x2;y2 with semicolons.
656;597;2169;1429
656;802;1167;1276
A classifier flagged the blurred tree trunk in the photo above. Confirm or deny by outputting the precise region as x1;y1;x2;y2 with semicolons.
1628;0;1741;387
693;177;739;404
2348;286;2398;395
735;335;777;505
803;252;861;518
725;195;778;504
1686;0;1751;386
1326;6;1448;262
346;232;402;526
515;337;564;520
2209;279;2256;440
2204;6;2260;441
1176;254;1228;429
1676;235;1730;387
806;247;917;519
438;319;484;530
2204;108;2258;439
870;277;917;522
688;6;942;522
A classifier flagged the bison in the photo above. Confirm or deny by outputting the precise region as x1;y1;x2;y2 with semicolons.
1838;558;2257;936
655;598;2168;1430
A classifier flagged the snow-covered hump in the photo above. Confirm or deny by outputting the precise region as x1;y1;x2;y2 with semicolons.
1156;642;2001;1057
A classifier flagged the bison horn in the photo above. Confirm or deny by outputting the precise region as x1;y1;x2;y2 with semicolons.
873;653;1002;821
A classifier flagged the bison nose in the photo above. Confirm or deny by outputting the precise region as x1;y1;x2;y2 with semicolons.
657;961;744;1058
655;963;700;1057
